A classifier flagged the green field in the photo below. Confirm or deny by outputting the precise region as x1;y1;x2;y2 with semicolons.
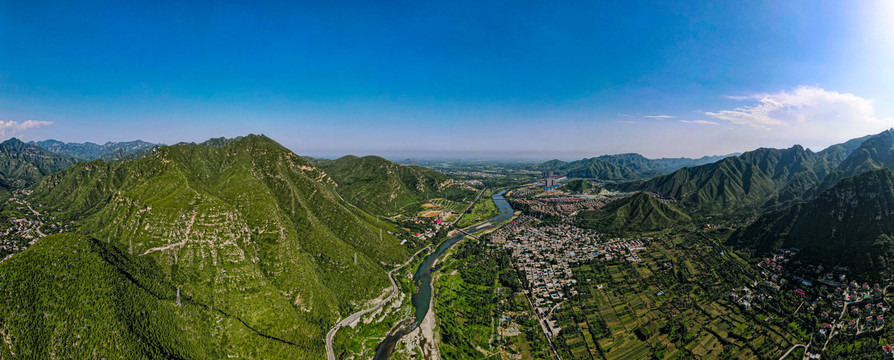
553;233;805;360
434;237;555;359
455;195;499;228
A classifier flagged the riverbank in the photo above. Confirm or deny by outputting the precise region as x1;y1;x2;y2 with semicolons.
392;210;521;359
326;245;430;360
372;190;515;359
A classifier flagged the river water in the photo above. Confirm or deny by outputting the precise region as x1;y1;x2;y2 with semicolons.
373;190;514;359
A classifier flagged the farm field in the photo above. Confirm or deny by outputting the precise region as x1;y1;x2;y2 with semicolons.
552;233;804;360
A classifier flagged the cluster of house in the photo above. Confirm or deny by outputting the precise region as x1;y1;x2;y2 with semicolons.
0;197;63;257
490;219;649;336
409;227;437;241
510;188;540;197
744;248;894;358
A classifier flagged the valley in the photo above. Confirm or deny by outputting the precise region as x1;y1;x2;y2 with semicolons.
9;3;894;359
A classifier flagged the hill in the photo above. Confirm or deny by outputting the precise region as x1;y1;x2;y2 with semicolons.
0;138;79;197
562;179;597;194
576;192;690;233
730;168;894;279
533;156;637;181
30;139;159;161
5;135;407;358
315;155;476;215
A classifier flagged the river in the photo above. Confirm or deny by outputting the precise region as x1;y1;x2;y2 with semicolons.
372;190;515;359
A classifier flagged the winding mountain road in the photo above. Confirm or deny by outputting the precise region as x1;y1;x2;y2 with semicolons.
325;245;430;360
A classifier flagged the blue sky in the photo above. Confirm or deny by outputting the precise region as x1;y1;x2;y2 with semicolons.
2;0;894;159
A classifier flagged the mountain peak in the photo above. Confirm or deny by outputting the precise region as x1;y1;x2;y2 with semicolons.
2;137;25;146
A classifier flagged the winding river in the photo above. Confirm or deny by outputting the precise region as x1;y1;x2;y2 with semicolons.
372;190;515;359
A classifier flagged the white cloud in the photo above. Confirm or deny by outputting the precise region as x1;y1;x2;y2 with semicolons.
704;86;893;148
707;86;890;130
644;115;675;119
680;120;719;125
615;120;641;124
617;113;633;117
0;120;53;137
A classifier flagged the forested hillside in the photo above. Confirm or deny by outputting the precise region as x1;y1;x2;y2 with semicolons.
532;153;738;182
315;155;476;215
1;135;408;358
576;193;690;233
628;138;869;214
731;168;894;279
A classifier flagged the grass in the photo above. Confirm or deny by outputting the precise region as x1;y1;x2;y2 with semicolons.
455;194;499;228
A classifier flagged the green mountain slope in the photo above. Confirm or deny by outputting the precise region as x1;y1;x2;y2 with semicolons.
533;153;739;182
7;135;407;358
628;140;864;214
576;192;690;232
315;155;476;215
814;130;894;192
562;179;597;194
535;157;636;181
0;138;79;197
730;168;894;279
0;233;308;358
30;139;159;161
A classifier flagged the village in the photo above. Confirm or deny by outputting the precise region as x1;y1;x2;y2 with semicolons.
0;193;65;260
730;248;894;358
490;215;650;336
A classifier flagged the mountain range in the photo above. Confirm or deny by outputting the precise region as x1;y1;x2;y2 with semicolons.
4;129;894;357
622;133;876;214
533;153;738;181
0;138;79;198
30;139;160;161
1;135;406;358
730;168;894;279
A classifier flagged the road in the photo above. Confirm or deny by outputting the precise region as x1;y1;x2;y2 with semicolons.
25;202;46;238
513;268;563;360
325;245;430;360
448;188;486;227
778;344;806;360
